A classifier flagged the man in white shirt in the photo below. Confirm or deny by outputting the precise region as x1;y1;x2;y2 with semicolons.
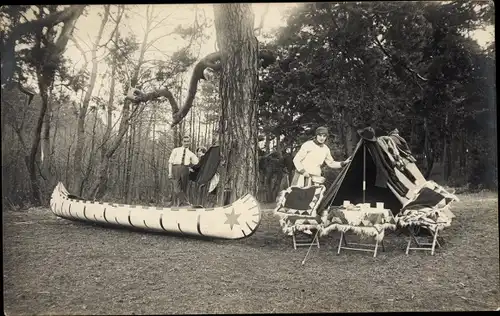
168;135;199;206
292;126;351;187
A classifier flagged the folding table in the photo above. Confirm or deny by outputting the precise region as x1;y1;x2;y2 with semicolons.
336;226;387;258
320;202;396;257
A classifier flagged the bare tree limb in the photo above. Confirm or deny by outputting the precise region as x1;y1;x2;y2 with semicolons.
374;36;428;82
254;3;270;36
126;49;276;127
143;31;178;52
1;5;86;86
149;12;175;32
11;5;85;37
98;5;125;49
70;35;89;66
72;33;93;51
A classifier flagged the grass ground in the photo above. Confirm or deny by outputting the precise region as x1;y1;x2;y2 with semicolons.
3;191;499;314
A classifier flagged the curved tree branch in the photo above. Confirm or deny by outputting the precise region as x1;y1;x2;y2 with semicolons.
13;5;86;37
127;50;276;127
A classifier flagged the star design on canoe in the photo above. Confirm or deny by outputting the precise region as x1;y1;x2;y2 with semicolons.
224;208;241;230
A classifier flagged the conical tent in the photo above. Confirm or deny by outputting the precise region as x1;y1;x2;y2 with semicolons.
317;127;428;216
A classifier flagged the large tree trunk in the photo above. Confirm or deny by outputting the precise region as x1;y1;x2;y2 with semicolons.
65;135;74;186
27;75;50;205
25;7;83;205
1;98;6;143
82;109;99;192
50;104;61;180
213;4;259;205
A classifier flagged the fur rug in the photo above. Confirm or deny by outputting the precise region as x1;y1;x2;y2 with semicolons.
319;205;396;241
396;180;459;232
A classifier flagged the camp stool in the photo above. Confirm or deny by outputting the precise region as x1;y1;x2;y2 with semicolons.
336;229;386;258
274;184;327;251
404;224;443;255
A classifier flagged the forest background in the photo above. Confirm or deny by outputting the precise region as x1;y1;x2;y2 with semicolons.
1;2;496;208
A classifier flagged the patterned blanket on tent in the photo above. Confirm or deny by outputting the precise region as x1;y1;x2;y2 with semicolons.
395;180;459;232
319;204;397;241
274;185;326;235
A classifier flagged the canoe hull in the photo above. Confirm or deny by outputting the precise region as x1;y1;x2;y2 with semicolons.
50;182;261;240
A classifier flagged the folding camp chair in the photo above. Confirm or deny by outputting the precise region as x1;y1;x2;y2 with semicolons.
396;187;458;256
404;224;443;256
274;184;327;250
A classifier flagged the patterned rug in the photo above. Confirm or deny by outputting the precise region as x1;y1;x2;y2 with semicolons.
274;185;326;235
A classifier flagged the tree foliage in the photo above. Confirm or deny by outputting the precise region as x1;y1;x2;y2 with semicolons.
258;1;496;189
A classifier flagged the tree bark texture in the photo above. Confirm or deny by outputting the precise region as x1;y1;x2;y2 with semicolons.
213;4;259;204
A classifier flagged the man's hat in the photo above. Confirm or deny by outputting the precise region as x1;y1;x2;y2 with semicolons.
315;126;328;135
357;127;377;142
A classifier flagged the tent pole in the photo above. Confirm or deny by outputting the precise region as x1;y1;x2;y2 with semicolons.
363;145;366;203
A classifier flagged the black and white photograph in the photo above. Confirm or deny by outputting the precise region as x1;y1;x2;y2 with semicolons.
2;2;497;314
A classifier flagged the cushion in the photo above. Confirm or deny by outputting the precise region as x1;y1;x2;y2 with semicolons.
275;185;326;217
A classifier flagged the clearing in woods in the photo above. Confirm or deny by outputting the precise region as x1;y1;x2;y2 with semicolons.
3;191;499;314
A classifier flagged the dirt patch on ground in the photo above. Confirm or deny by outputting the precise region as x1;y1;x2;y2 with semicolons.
3;192;499;314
